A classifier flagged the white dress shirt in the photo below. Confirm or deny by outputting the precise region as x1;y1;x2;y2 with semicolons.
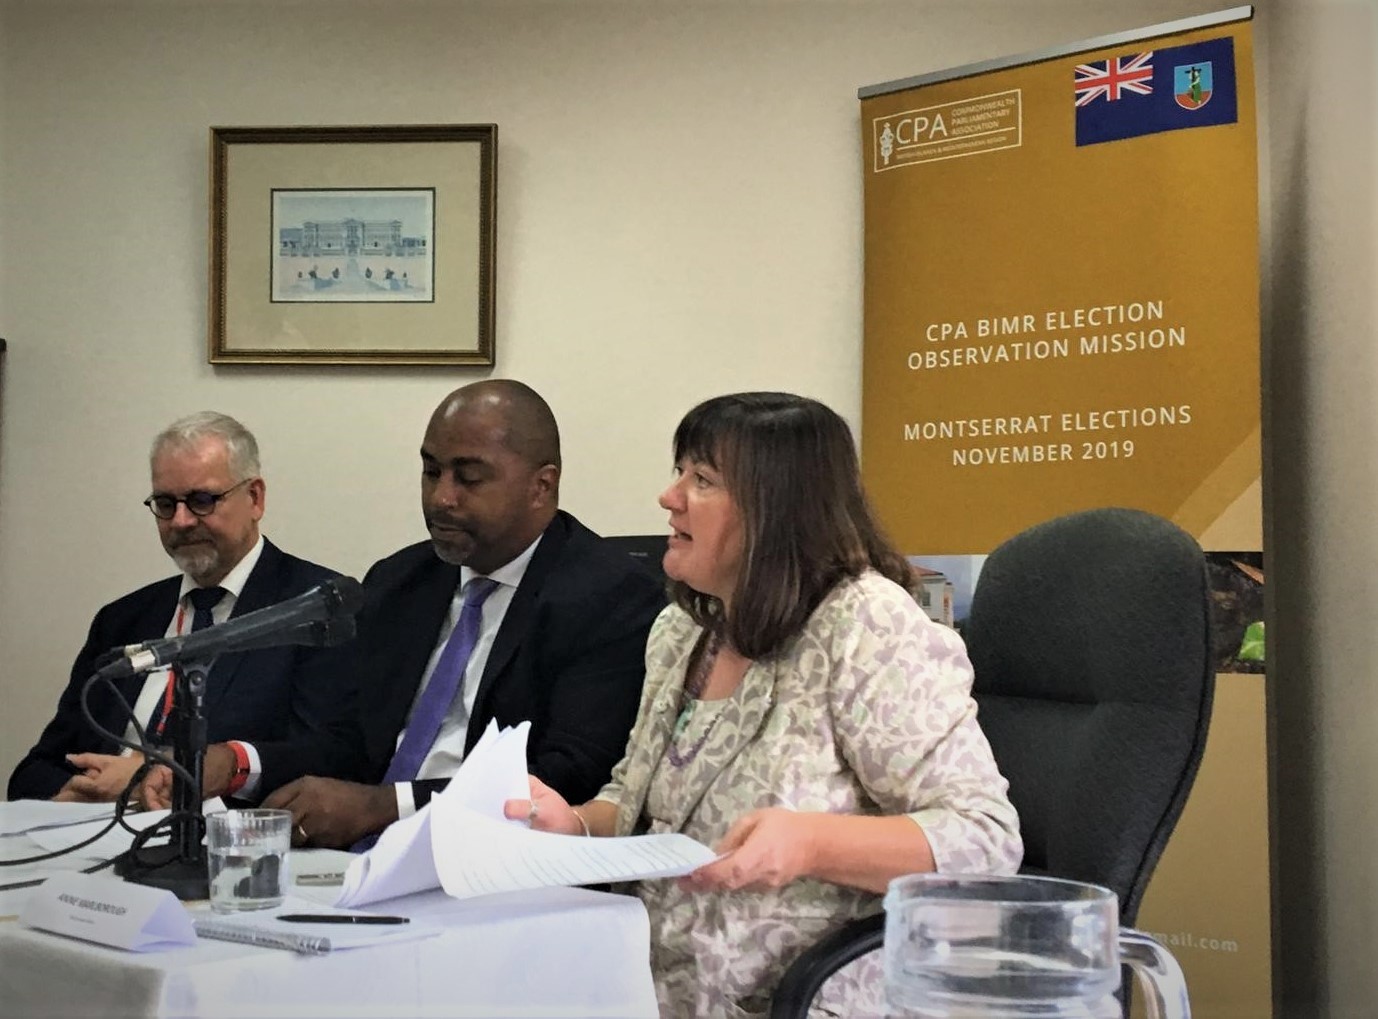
123;535;267;791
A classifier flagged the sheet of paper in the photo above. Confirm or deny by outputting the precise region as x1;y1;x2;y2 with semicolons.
25;799;227;858
0;800;116;838
332;720;524;908
432;804;716;900
439;719;532;813
332;804;440;908
20;871;196;952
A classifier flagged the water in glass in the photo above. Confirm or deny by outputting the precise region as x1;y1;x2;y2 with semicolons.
206;809;291;913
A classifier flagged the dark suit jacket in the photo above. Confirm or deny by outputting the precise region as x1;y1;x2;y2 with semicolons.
267;511;666;808
8;539;341;801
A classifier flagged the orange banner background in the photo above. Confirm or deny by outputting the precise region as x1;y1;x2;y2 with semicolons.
860;15;1269;1017
861;21;1260;556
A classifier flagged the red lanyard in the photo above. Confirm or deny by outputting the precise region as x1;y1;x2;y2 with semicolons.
150;604;189;740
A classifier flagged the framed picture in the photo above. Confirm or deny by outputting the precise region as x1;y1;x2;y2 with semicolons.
209;125;497;366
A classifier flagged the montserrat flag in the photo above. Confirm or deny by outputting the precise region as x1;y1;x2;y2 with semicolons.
1075;35;1237;146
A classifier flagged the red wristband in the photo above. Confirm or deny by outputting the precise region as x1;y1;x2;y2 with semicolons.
224;741;251;795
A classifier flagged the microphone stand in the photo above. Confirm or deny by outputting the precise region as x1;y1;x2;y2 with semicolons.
114;658;212;900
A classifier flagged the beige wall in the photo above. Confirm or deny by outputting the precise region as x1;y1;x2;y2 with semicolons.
1264;2;1378;1017
0;0;1372;1014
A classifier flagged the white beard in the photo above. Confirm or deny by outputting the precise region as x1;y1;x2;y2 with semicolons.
169;544;221;584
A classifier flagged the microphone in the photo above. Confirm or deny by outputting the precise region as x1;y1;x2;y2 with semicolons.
97;617;357;672
98;577;363;679
235;615;358;652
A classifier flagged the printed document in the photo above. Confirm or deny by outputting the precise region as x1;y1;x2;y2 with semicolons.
431;804;716;900
334;721;715;908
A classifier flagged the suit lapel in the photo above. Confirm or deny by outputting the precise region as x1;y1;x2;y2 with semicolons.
101;582;183;748
466;514;571;739
200;540;282;717
363;553;460;773
398;559;462;707
613;633;688;837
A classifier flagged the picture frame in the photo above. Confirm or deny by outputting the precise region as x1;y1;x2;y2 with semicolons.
209;125;497;366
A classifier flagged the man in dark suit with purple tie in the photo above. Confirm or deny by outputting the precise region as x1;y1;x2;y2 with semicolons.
182;381;665;850
8;412;339;802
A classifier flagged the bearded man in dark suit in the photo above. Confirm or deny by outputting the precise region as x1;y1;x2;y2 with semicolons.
9;412;339;802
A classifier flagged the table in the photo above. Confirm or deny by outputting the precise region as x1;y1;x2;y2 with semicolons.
0;813;657;1018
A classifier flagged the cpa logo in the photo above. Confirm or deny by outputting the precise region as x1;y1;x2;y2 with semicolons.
875;111;947;169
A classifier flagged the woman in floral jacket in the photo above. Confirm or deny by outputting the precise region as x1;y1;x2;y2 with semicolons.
511;392;1021;1017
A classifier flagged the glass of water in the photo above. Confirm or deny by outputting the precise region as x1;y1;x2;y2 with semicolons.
206;809;292;913
883;873;1190;1018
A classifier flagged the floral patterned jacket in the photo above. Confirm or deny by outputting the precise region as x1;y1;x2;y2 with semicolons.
593;570;1022;1018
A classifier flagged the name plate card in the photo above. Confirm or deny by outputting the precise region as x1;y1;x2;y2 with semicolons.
20;872;196;952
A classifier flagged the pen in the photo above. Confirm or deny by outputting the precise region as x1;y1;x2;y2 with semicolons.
277;913;410;925
0;877;46;893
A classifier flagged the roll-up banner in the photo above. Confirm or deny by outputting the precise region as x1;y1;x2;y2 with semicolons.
859;8;1267;1016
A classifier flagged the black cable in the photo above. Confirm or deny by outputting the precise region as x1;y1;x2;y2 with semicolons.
0;813;122;867
0;665;202;871
0;754;157;868
0;846;127;892
78;667;199;790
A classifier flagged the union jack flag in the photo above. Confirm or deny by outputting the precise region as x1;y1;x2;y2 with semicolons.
1074;52;1154;106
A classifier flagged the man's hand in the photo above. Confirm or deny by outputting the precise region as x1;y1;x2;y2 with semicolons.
137;742;238;811
53;752;144;803
679;808;821;893
201;743;238;799
139;764;173;811
262;777;399;849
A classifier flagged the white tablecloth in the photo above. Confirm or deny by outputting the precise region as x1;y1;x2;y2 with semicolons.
0;815;657;1018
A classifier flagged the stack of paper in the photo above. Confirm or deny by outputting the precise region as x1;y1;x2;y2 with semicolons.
335;722;716;908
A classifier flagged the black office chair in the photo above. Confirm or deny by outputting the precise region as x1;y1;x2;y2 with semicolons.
770;507;1214;1018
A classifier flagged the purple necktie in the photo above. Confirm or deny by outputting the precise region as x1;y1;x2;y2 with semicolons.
381;576;500;785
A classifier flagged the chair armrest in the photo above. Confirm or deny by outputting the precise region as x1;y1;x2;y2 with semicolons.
770;912;885;1019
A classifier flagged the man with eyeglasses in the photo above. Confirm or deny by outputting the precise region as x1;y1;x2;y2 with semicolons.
7;411;341;803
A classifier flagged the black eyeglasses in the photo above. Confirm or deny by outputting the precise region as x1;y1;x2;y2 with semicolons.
143;478;253;520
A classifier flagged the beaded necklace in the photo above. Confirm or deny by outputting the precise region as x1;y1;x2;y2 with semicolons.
667;629;724;768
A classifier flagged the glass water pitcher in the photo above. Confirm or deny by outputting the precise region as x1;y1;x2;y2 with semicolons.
883;873;1190;1018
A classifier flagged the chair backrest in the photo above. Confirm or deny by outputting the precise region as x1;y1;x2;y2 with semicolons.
964;507;1214;925
601;534;669;583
